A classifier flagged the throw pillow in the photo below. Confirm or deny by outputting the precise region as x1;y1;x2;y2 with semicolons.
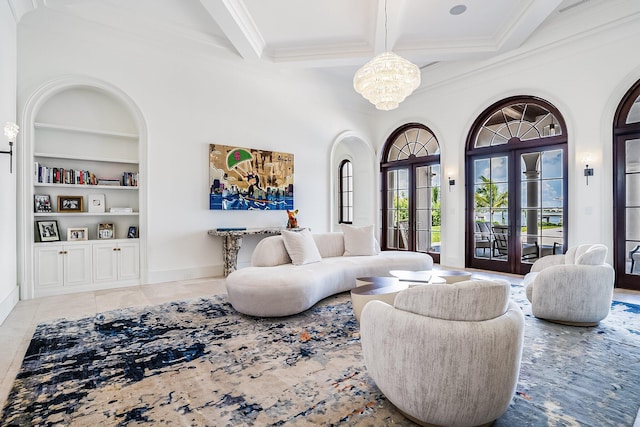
281;228;322;265
342;224;378;256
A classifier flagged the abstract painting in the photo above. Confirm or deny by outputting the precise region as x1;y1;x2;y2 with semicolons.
209;144;294;210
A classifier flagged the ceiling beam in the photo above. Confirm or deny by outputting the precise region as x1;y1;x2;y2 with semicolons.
495;0;563;53
199;0;265;61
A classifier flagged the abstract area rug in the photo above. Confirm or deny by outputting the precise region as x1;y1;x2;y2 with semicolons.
2;286;640;426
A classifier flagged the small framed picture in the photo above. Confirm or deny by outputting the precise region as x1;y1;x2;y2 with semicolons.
36;220;60;242
34;194;52;213
58;195;83;213
88;194;106;213
67;227;88;241
98;223;115;239
127;226;138;238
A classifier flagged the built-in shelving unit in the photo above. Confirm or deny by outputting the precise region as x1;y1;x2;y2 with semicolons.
20;78;146;299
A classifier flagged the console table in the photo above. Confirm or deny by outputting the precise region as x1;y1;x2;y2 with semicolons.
208;228;284;276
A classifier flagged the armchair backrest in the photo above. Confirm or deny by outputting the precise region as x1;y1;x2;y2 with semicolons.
393;280;510;321
564;244;607;266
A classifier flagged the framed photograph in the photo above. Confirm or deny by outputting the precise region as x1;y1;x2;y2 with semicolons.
88;194;106;213
58;195;83;213
36;220;60;242
98;223;115;240
127;226;138;238
34;194;52;213
67;227;88;241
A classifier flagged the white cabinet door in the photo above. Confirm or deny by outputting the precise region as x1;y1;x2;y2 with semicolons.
35;244;91;288
64;244;92;286
35;245;64;288
93;243;119;283
118;241;140;280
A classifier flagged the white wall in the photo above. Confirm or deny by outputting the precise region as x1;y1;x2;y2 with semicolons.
17;10;371;283
0;2;19;323
371;0;640;268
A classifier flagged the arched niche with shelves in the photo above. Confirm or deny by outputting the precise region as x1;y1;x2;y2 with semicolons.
19;77;147;299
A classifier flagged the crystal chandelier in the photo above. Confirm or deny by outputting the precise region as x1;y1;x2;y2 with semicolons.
353;1;421;111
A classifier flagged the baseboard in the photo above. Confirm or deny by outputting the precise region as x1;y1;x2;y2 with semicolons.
146;265;224;284
0;286;20;326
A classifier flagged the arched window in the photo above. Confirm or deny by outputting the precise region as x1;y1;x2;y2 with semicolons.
613;79;640;291
381;123;441;262
466;96;568;275
338;159;353;224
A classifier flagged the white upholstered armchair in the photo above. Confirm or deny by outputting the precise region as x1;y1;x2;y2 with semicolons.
360;280;524;427
524;244;615;326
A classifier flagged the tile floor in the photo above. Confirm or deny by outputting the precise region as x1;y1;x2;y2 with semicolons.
0;270;639;425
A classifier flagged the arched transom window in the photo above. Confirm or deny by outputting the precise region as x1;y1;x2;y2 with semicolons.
475;102;563;148
387;126;440;161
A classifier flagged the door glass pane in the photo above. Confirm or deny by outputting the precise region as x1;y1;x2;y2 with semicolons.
627;138;640;172
473;156;509;261
626;174;640;206
520;150;565;265
627;208;640;240
386;169;409;250
415;165;440;253
625;139;640;274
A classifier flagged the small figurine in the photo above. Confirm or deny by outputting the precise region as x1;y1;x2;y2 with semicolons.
287;209;299;229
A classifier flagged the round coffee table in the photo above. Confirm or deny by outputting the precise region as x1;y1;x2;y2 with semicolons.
433;270;472;284
351;277;407;322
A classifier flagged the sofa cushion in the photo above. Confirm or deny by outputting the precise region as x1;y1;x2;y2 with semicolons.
394;280;510;321
251;235;291;267
342;224;379;256
281;228;322;265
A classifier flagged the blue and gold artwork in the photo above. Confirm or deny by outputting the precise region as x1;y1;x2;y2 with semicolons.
209;144;294;210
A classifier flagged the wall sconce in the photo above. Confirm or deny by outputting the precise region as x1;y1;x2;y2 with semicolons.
584;164;594;185
448;176;456;191
2;122;19;173
582;153;594;186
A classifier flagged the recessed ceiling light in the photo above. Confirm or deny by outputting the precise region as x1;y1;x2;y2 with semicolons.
450;4;467;15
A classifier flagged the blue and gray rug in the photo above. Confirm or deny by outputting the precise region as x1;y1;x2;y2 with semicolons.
1;284;639;426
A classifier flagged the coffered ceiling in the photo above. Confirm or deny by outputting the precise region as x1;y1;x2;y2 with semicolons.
14;0;594;75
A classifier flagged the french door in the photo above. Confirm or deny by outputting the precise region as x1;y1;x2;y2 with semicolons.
467;146;566;275
384;163;441;262
613;80;640;291
465;96;568;275
381;123;441;263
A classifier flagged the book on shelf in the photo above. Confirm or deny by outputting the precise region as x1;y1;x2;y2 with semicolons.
34;162;97;185
109;207;134;213
122;172;138;187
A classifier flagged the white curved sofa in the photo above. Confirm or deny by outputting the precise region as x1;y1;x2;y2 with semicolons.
225;231;433;317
